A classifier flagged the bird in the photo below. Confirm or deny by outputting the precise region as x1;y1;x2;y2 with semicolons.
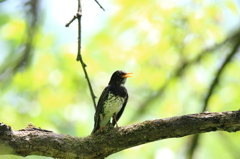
91;70;132;134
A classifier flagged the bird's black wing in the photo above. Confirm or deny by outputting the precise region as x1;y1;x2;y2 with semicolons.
91;86;110;134
112;89;128;127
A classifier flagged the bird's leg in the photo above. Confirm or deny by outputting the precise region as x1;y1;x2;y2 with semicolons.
113;114;118;128
98;114;105;132
99;126;105;132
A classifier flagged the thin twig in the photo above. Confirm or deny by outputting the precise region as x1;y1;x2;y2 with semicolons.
65;15;77;27
77;0;97;109
65;0;105;27
94;0;105;11
65;0;97;109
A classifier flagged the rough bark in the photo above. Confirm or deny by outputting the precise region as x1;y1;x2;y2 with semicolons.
0;110;240;159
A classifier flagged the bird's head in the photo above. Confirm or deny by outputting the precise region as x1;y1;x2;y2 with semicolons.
108;70;132;86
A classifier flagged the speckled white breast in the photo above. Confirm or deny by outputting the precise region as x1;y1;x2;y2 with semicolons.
103;93;126;116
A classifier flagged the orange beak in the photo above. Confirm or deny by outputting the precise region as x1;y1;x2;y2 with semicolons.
122;73;133;78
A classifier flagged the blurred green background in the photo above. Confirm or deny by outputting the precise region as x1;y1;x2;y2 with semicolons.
0;0;240;158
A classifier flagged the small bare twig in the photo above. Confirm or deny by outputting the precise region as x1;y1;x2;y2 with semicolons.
65;15;77;27
94;0;105;11
65;0;97;109
65;0;105;27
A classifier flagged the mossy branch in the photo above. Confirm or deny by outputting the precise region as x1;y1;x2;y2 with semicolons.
1;110;240;159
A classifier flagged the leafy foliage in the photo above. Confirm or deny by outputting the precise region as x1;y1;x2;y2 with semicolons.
0;0;240;158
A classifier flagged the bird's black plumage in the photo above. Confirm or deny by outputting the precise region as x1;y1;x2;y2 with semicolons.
91;70;132;134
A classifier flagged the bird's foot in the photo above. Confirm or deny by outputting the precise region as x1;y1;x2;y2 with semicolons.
99;126;105;132
113;115;119;128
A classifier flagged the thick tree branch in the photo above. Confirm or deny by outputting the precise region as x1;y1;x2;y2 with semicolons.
1;110;240;158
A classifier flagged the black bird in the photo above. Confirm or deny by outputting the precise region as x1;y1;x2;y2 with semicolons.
91;70;132;134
